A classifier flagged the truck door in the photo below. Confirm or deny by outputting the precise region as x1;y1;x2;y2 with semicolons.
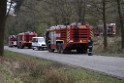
49;31;56;45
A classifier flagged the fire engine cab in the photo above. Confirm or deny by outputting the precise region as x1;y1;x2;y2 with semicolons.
45;23;91;53
8;35;17;47
17;31;37;49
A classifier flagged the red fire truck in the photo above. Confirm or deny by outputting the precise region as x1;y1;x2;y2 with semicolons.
45;23;91;53
94;23;116;36
107;23;116;36
17;31;37;49
8;35;17;47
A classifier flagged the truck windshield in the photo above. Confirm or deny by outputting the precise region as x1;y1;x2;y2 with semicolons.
32;38;38;42
38;38;45;42
10;38;17;41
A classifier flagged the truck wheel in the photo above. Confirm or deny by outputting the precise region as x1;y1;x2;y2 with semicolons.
17;45;20;49
57;43;61;53
56;43;59;52
18;42;22;49
57;43;60;53
48;44;54;52
49;49;54;52
60;43;64;54
21;45;24;49
48;44;51;52
38;47;40;51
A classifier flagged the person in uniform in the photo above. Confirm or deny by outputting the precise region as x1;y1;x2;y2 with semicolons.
88;37;93;56
88;28;94;56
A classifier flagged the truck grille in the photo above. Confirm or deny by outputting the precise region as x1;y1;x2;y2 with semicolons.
42;44;46;46
72;29;89;38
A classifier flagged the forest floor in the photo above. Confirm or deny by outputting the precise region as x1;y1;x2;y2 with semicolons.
93;36;124;57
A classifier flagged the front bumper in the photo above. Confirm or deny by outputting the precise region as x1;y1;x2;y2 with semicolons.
32;46;47;50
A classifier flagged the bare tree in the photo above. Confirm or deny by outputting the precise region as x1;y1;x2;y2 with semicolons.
42;0;73;25
87;0;111;50
102;0;107;50
73;0;87;24
5;0;49;36
117;0;124;50
6;0;14;17
0;0;7;56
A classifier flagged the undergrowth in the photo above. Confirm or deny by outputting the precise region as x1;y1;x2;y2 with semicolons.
93;36;124;57
0;50;124;83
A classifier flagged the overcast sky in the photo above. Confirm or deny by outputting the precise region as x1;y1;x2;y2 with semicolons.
7;0;16;16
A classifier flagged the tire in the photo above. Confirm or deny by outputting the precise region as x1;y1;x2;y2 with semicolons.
18;42;22;49
37;47;39;50
57;43;60;53
21;45;24;49
51;49;55;52
48;44;54;52
34;47;39;51
17;45;20;49
58;43;61;53
48;48;54;52
60;43;64;54
21;46;24;49
28;46;31;49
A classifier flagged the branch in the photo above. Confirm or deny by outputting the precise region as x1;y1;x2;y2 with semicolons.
6;0;14;17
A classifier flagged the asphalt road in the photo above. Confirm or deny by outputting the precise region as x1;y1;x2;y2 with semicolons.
4;46;124;79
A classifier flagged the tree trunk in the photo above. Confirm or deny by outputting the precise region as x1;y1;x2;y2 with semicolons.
77;0;86;24
117;0;124;50
0;0;7;56
103;0;107;50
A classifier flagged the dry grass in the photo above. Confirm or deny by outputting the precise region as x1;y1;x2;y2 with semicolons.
0;50;124;83
0;51;75;83
93;36;124;56
43;68;74;83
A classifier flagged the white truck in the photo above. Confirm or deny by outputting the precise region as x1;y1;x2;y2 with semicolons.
32;37;47;50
